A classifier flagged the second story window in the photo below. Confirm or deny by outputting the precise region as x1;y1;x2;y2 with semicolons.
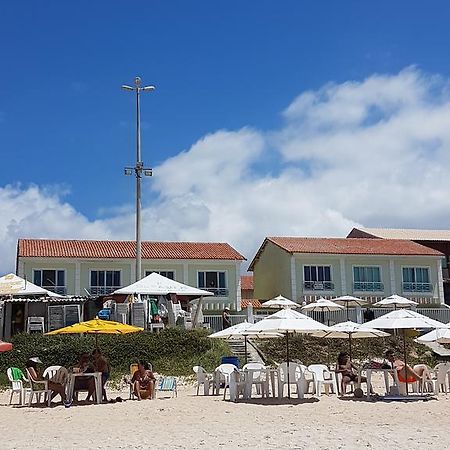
303;266;334;290
33;269;66;295
145;270;175;280
198;271;228;296
353;266;383;292
402;267;431;292
90;270;121;295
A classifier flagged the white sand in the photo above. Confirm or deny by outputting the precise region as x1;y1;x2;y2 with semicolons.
0;384;448;449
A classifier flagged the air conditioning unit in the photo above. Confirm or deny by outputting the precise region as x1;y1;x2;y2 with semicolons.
313;282;324;290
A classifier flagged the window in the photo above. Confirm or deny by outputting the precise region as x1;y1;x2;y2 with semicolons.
303;266;333;290
33;269;66;295
353;266;383;292
90;270;121;295
145;270;175;280
402;267;431;292
198;271;228;296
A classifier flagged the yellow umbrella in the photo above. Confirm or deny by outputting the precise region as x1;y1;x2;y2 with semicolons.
46;318;143;346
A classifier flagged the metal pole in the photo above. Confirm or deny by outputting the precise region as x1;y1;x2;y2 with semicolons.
135;80;142;282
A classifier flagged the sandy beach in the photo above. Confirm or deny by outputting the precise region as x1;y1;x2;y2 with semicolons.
0;383;449;450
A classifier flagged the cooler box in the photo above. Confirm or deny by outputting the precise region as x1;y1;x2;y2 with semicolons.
220;356;240;368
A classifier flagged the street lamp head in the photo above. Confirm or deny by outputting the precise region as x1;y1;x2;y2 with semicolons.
121;85;134;91
135;77;141;87
142;85;156;91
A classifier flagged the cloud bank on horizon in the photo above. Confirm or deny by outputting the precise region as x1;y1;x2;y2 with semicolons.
2;67;450;274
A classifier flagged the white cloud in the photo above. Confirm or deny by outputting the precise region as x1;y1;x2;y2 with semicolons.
2;67;450;274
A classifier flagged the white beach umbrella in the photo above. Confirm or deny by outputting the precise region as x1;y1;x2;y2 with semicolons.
416;325;450;344
373;295;418;309
313;320;389;359
364;309;445;394
333;295;367;320
302;298;344;324
208;321;280;364
261;295;299;309
247;309;330;397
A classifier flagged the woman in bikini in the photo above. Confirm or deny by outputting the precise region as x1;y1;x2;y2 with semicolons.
131;361;156;400
384;350;428;384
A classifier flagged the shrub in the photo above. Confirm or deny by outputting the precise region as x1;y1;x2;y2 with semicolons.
0;328;230;386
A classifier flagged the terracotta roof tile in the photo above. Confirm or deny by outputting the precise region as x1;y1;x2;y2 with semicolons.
240;275;254;290
18;239;246;261
248;236;443;270
241;299;261;309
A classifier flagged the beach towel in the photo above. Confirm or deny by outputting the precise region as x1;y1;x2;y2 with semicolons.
11;367;24;381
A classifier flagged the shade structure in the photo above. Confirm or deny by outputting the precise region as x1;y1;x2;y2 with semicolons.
46;318;143;347
247;309;330;397
416;325;450;344
313;320;389;359
333;295;367;320
364;309;445;395
0;273;62;297
113;272;214;299
302;298;344;324
0;340;13;352
373;295;418;309
208;321;280;364
261;295;299;309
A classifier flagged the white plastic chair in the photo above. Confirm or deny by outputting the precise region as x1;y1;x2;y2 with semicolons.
277;362;305;399
25;368;51;407
193;366;213;395
299;364;315;395
429;363;450;394
215;364;238;400
7;368;29;405
307;364;338;396
243;362;268;397
228;370;247;402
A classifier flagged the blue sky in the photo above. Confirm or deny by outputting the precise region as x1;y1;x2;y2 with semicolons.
2;1;450;272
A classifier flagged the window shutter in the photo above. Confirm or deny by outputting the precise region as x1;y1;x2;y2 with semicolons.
65;305;80;326
48;305;65;331
131;303;145;328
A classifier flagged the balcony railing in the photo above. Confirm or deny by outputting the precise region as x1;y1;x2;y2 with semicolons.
303;281;334;291
200;287;229;297
42;286;67;295
353;282;384;292
89;286;121;296
402;282;432;293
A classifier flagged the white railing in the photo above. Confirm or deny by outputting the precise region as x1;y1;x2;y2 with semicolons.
204;307;450;331
42;285;67;295
402;282;432;293
89;286;121;295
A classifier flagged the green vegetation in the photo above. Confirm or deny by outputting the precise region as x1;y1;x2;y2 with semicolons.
257;333;439;368
0;328;230;386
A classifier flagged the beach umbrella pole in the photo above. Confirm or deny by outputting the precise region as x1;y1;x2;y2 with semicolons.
244;335;248;365
349;334;352;360
286;332;290;399
403;329;409;396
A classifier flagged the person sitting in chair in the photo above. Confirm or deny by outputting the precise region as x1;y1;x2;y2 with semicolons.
26;357;69;405
131;361;156;400
384;350;429;384
336;352;372;395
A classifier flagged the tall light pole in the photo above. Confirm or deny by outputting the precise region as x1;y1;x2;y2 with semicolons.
122;76;155;282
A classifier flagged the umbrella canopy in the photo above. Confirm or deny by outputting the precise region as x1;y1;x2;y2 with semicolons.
113;272;213;298
0;340;13;352
247;308;330;334
315;321;390;339
46;318;144;335
261;295;299;309
0;273;62;298
313;320;389;359
416;325;450;344
333;296;367;308
302;298;344;312
373;295;418;309
364;309;445;330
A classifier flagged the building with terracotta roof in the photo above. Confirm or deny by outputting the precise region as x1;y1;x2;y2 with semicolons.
16;239;246;311
249;237;445;305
